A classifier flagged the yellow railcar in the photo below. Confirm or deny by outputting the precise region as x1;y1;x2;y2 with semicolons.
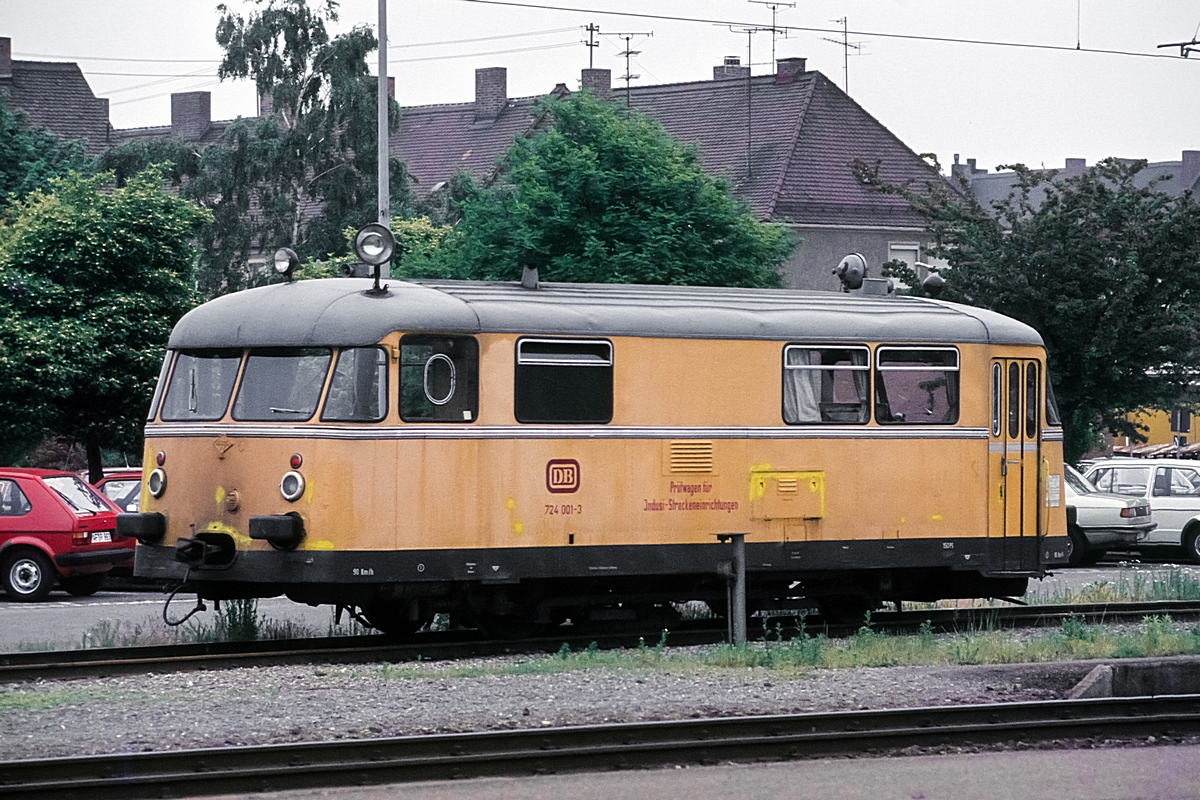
121;277;1069;632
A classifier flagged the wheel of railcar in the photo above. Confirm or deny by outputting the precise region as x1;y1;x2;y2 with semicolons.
1066;524;1088;567
360;600;430;637
476;609;545;640
817;596;876;626
2;549;54;602
59;572;106;597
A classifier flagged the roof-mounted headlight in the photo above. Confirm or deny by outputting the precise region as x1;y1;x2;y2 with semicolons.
274;247;300;282
353;223;395;266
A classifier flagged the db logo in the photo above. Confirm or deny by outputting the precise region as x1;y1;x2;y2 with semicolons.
546;459;580;493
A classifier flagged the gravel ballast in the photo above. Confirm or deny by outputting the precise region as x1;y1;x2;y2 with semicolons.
0;651;1100;762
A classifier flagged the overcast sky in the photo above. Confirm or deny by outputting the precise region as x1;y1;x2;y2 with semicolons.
5;0;1199;174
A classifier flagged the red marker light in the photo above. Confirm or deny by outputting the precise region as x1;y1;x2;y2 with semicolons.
156;451;166;466
290;453;303;469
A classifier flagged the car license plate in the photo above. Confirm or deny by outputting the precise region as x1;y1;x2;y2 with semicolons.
91;531;112;543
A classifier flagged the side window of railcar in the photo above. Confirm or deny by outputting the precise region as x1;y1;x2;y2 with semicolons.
1045;374;1063;427
874;347;959;425
147;352;173;421
322;347;388;422
782;346;870;424
400;336;479;423
232;348;332;422
515;339;613;424
160;349;242;422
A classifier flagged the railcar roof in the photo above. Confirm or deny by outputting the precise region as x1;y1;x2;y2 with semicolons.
167;278;1043;348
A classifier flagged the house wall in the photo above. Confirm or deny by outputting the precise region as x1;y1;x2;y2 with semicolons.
782;226;930;291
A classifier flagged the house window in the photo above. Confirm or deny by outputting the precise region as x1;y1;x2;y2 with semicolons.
782;346;870;424
400;336;479;423
887;242;922;287
515;339;613;424
322;347;388;422
874;347;959;424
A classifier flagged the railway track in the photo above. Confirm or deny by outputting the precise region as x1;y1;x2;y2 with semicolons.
2;694;1199;798
2;599;1198;684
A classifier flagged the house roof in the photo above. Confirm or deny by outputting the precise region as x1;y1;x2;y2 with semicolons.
0;61;112;154
393;69;940;230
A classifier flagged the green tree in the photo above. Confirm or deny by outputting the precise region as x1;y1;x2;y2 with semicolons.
431;92;794;287
856;156;1200;461
0;94;91;209
178;0;411;297
0;168;210;479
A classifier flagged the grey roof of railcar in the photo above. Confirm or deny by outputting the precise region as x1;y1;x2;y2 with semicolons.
167;278;1043;348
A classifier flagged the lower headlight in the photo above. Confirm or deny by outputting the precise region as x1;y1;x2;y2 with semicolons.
148;469;167;498
280;471;305;502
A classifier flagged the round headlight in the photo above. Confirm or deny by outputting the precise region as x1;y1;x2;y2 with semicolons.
274;247;300;278
353;223;395;266
280;471;306;503
148;469;167;498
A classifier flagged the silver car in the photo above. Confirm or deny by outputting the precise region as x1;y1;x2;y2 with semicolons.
1085;457;1200;562
1063;465;1154;566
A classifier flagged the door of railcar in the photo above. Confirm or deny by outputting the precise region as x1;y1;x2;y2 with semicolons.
989;359;1042;571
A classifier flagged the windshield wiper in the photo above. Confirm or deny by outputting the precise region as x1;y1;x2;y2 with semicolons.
270;407;306;414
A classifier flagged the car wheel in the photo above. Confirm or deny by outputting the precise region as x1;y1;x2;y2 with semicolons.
59;572;106;597
1066;525;1088;568
1183;528;1200;565
2;550;54;602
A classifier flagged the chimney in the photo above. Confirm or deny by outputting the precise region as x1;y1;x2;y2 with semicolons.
581;68;611;99
1063;158;1087;178
775;57;806;84
713;56;750;81
171;91;211;141
1182;150;1200;190
0;37;11;80
474;67;507;122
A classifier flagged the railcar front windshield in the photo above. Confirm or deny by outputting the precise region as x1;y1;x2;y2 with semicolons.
160;349;242;422
233;348;332;422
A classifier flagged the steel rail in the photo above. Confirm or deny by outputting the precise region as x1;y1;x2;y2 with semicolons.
2;695;1199;799
3;600;1199;684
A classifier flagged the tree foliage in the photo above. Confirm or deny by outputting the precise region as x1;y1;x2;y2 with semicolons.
0;169;209;478
856;156;1200;461
0;94;91;209
423;92;794;287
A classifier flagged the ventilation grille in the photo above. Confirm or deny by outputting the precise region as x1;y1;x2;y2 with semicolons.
776;477;799;494
669;441;714;474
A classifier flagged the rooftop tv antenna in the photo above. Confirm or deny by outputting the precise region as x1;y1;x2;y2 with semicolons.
747;1;795;68
583;23;600;68
728;25;772;181
1158;38;1200;57
821;17;865;94
611;31;653;106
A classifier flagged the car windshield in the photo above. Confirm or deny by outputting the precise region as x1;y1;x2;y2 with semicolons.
43;476;111;514
1064;466;1094;495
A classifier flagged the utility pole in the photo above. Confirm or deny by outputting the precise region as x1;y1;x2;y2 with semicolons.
376;0;390;276
611;31;653;107
583;23;600;69
821;17;862;95
747;0;794;69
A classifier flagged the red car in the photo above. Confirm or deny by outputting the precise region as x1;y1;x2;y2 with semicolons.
0;468;135;601
92;470;143;512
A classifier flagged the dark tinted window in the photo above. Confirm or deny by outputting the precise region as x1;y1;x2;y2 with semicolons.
874;348;959;425
1045;376;1062;426
1008;362;1021;438
400;336;478;423
160;349;242;422
323;347;388;422
232;348;331;422
1025;362;1039;439
515;339;613;424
